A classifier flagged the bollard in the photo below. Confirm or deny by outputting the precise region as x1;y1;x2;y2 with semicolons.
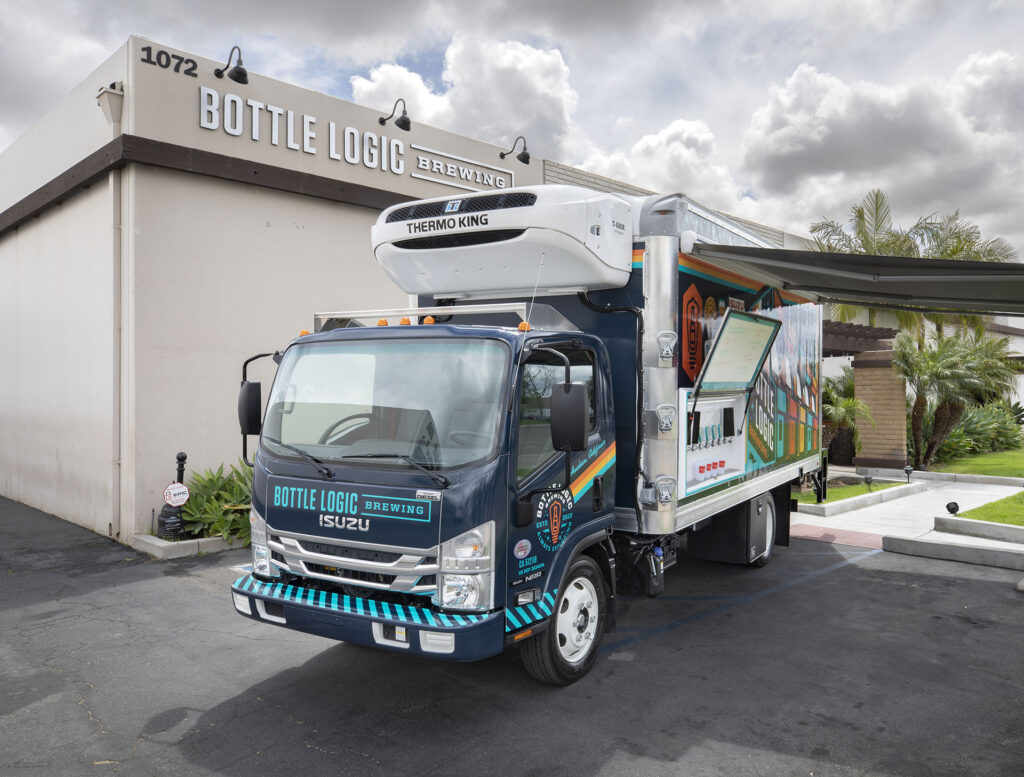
157;452;189;541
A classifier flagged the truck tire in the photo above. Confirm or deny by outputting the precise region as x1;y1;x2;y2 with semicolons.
748;492;777;568
521;556;607;685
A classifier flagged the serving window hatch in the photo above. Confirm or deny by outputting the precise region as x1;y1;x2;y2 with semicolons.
693;309;781;395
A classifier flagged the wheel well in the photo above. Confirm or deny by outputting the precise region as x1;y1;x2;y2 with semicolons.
581;540;613;588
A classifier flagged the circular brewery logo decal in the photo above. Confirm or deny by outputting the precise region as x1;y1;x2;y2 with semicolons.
514;539;532;559
535;491;574;552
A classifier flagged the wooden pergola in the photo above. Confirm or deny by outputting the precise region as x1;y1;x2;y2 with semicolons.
822;321;897;357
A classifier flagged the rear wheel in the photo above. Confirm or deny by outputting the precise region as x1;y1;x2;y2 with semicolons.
748;493;777;568
521;556;607;685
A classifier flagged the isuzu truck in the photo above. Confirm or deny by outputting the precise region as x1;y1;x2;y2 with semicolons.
229;184;1024;684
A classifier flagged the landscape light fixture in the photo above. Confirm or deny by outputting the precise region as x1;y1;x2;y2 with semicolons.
379;98;411;131
904;465;913;484
864;474;873;491
946;501;960;516
214;45;248;84
499;136;530;164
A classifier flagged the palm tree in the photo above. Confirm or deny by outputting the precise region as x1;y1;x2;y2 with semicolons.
922;211;1017;338
893;330;1018;468
891;332;935;468
821;367;874;451
924;211;1016;263
811;191;1016;340
811;189;934;330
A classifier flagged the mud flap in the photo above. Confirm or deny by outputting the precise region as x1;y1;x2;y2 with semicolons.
772;483;791;547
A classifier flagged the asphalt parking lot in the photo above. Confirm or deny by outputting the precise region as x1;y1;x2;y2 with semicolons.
2;495;1023;777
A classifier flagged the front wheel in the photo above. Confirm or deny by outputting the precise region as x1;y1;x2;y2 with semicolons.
521;556;607;685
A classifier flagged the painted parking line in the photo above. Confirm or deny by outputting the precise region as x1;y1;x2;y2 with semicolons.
602;550;882;653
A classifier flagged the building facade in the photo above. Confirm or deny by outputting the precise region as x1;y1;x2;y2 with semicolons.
0;37;546;544
5;37;1019;545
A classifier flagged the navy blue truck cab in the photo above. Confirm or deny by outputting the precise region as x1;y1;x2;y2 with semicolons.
231;184;829;684
232;320;619;683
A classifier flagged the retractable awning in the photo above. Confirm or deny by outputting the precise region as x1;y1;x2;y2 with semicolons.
690;244;1024;317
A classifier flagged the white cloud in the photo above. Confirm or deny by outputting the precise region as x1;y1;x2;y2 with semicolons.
0;3;110;148
2;1;1024;256
351;64;451;125
951;50;1024;133
734;56;1024;251
579;119;748;207
351;35;578;160
741;64;976;194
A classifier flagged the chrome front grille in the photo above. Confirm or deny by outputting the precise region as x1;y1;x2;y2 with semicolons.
268;530;438;594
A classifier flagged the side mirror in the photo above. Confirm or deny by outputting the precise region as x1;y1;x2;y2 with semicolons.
238;380;262;436
550;382;589;452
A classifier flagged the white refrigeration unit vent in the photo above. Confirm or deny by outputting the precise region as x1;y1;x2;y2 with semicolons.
371;185;635;299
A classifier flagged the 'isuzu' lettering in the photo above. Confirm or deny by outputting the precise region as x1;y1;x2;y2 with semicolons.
319;514;370;532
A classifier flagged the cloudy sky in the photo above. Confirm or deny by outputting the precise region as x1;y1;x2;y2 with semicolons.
2;0;1022;251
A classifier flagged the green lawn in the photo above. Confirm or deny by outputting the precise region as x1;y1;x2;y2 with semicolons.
793;481;901;504
961;491;1024;526
931;447;1024;477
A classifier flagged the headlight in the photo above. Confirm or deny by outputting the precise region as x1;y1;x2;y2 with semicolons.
440;573;492;610
250;508;278;579
434;521;494;611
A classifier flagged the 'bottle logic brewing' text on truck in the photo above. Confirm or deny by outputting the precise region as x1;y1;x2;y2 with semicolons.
229;184;1024;684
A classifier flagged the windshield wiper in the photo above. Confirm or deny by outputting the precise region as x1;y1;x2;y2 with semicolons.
340;453;450;489
262;436;335;480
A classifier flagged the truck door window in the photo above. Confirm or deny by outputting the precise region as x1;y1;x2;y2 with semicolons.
517;349;596;482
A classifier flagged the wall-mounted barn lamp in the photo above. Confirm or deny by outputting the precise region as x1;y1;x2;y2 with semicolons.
379;98;411;131
214;46;249;84
499;136;530;164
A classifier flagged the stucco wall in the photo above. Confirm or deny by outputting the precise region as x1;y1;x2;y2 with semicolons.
125;165;405;536
0;182;117;533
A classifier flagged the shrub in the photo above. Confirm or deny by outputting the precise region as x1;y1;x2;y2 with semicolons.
182;460;253;544
995;400;1024;426
914;403;1024;464
960;405;1023;453
931;427;972;463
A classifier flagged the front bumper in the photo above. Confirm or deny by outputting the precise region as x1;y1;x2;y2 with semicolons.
230;575;505;661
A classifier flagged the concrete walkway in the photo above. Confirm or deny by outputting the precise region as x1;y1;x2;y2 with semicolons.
791;469;1024;573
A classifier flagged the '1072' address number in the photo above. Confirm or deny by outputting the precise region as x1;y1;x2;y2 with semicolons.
140;46;197;77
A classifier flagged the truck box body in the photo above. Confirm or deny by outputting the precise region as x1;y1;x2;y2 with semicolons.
374;186;822;535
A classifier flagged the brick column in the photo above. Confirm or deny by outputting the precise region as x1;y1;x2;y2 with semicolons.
852;350;907;469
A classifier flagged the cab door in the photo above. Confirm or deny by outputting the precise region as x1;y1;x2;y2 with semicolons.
507;341;615;609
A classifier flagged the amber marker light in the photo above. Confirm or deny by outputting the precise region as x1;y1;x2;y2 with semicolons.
377;319;389;326
518;321;531;331
299;329;310;336
423;316;436;324
399;317;411;325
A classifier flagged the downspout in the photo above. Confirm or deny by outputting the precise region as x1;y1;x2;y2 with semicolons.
97;82;124;540
110;167;122;540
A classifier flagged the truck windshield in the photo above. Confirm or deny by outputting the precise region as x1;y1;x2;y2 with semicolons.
261;338;509;470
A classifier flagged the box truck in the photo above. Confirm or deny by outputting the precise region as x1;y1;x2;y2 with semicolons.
229;184;1024;684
